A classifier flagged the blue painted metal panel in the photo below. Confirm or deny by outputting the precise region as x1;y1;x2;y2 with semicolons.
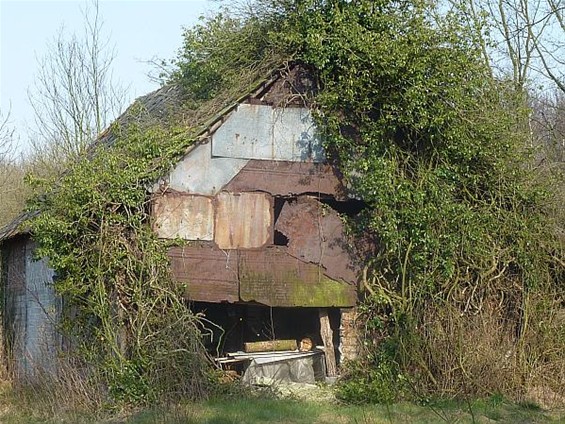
211;104;325;162
23;241;59;378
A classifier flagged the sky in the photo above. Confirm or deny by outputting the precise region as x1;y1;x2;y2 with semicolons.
0;0;219;153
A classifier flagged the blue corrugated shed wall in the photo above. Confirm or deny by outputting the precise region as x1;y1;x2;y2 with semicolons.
2;237;60;382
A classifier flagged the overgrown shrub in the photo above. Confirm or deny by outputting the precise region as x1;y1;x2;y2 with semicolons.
336;349;407;404
166;0;564;402
26;120;215;406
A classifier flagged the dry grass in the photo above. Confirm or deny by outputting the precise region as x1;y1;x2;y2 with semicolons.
408;290;565;403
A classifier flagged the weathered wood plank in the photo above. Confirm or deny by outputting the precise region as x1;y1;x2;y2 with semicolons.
244;339;298;353
319;309;337;377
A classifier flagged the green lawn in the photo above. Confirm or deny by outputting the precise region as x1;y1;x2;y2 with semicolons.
124;398;565;424
2;389;563;424
1;380;563;424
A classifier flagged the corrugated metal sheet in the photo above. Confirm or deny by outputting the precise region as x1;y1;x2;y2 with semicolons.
152;193;214;240
239;247;357;307
275;197;358;284
215;192;273;249
159;142;248;195
24;241;59;377
2;238;59;380
169;244;239;303
222;160;346;198
2;237;26;378
212;104;325;163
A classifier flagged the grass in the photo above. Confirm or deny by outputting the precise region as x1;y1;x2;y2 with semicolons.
125;398;565;424
0;381;564;424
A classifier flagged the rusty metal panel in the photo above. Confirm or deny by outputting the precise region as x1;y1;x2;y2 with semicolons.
152;193;214;240
211;104;324;163
215;192;273;249
157;142;248;195
168;244;239;303
239;247;356;307
275;197;358;284
222;160;346;198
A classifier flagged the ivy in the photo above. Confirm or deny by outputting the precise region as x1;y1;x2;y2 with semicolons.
27;116;212;404
25;0;564;406
168;0;564;400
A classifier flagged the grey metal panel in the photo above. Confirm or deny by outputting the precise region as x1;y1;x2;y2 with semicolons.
23;241;59;378
160;143;248;195
152;193;214;240
215;192;273;249
211;104;325;162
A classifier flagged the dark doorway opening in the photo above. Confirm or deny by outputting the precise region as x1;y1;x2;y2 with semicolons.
191;302;341;358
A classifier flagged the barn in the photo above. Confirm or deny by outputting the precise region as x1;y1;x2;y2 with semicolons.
0;66;362;382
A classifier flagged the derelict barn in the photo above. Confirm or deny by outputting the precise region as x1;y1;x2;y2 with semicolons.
1;67;362;382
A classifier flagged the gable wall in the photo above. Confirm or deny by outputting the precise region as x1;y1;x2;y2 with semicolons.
152;102;359;308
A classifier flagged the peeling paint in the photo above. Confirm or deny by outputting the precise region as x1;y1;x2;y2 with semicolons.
152;193;214;240
212;104;325;162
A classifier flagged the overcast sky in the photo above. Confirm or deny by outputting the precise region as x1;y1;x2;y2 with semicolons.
0;0;218;153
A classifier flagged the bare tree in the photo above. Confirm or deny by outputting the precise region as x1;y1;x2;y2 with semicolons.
0;108;15;164
459;0;564;91
531;90;565;162
28;1;127;175
535;0;565;92
0;108;29;228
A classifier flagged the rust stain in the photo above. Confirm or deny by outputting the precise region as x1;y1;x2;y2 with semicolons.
223;160;346;198
169;244;239;303
152;193;214;240
275;197;358;284
214;192;273;249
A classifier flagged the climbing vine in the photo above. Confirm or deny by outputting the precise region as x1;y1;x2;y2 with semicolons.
26;116;215;404
24;0;564;407
169;0;564;402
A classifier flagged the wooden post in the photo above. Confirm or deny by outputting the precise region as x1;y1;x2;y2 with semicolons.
319;308;337;377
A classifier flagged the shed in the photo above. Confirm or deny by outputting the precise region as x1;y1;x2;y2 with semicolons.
0;65;362;381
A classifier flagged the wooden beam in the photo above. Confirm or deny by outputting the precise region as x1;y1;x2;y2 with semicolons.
319;308;337;377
